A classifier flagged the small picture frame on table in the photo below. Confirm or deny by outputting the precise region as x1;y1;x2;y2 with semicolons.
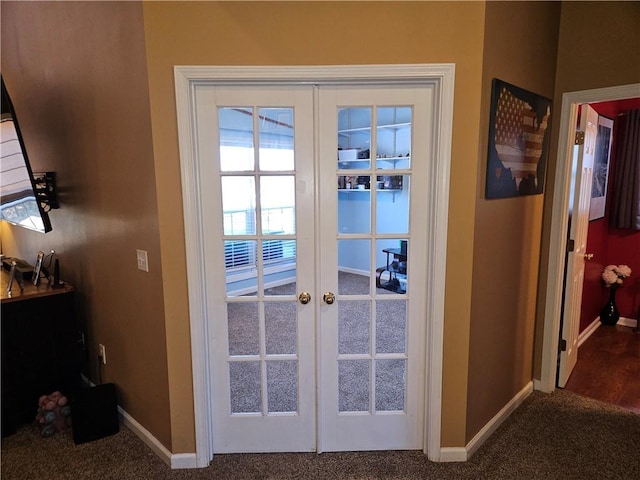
6;261;17;294
32;251;44;286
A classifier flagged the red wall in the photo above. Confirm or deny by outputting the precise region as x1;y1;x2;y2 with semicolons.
580;98;640;331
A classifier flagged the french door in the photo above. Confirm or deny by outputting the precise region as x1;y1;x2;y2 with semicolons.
194;83;431;453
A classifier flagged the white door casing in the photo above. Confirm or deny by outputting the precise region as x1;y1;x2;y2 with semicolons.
557;105;598;388
174;65;455;466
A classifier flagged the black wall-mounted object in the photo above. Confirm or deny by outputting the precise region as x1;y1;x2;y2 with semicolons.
0;76;58;233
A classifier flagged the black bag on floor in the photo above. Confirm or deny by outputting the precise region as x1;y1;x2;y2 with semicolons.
70;383;119;444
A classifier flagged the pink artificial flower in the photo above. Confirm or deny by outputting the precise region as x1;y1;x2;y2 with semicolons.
615;265;632;278
602;269;619;285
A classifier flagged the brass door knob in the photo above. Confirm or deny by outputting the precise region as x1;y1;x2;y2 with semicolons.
323;292;335;305
298;292;311;304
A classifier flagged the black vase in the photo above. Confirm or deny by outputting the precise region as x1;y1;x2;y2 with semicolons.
600;286;620;326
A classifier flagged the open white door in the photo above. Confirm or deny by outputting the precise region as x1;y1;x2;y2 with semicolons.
557;104;598;387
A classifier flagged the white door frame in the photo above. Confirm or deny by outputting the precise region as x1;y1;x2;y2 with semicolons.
174;64;455;467
537;83;640;393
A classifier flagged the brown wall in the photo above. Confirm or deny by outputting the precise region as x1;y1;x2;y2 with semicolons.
534;1;640;380
0;2;172;449
142;0;486;450
467;1;561;443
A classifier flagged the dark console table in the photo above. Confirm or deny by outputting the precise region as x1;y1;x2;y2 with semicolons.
376;247;407;293
1;270;82;436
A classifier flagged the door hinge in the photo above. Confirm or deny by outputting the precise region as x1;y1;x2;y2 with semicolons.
575;131;585;145
567;239;575;253
560;339;567;352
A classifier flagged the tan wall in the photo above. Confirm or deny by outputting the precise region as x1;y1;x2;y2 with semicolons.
0;2;172;449
142;1;486;450
533;1;640;379
467;1;561;443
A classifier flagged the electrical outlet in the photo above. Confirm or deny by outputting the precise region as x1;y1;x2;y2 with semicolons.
98;344;107;365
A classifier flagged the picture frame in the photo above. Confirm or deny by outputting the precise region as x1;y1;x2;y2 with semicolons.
32;250;44;286
485;79;552;199
6;261;16;294
589;115;614;221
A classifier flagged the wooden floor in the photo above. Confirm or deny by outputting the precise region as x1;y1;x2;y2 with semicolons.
564;323;640;414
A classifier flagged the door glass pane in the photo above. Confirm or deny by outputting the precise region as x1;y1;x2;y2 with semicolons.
267;360;298;413
375;359;406;411
258;108;294;171
375;239;407;295
376;106;412;170
376;300;407;354
376;176;409;234
264;301;297;355
338;240;370;295
338;189;371;234
338;360;370;412
227;302;259;355
339;300;370;354
260;176;296;235
219;107;254;172
224;240;257;297
338;107;371;170
222;176;256;235
263;240;297;296
229;361;261;413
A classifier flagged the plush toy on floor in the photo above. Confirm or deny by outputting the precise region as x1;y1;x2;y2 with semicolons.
35;391;72;437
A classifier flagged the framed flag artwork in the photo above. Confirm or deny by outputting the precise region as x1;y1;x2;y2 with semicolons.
485;79;552;199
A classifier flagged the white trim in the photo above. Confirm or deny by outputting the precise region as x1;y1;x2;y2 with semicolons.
118;407;198;469
338;266;370;277
226;275;297;297
579;317;636;345
174;68;214;468
465;381;533;459
579;318;601;346
539;83;640;394
424;63;454;463
439;382;534;462
618;316;638;329
174;64;455;465
439;447;468;462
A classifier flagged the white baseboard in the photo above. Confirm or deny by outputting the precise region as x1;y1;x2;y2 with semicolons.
118;407;198;469
618;316;638;328
579;318;602;346
439;447;468;462
581;316;637;347
463;381;534;460
80;376;197;469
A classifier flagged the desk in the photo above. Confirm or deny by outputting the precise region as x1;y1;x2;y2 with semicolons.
1;270;81;436
376;247;407;293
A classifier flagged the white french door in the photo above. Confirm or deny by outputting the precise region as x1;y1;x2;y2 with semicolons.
192;82;431;454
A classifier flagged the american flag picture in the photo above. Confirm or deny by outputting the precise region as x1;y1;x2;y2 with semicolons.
486;79;552;198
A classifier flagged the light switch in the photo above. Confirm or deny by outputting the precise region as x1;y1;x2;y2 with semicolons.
136;249;149;272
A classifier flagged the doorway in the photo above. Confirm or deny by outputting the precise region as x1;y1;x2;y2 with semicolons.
175;65;453;466
539;83;640;393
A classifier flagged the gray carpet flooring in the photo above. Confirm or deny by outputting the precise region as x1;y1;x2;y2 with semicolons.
2;389;639;479
229;272;408;414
